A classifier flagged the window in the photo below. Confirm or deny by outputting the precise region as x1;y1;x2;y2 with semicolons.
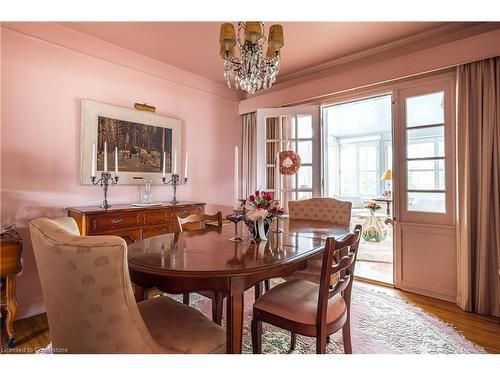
339;140;379;197
404;91;446;213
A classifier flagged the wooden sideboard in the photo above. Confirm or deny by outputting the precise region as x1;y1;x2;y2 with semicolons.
0;230;23;348
67;202;206;244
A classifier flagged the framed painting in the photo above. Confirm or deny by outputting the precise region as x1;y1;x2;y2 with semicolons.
80;99;182;185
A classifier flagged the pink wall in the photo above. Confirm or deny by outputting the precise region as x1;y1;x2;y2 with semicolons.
1;26;240;318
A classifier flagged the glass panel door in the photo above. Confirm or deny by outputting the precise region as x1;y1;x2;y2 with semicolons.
256;107;320;209
395;80;455;226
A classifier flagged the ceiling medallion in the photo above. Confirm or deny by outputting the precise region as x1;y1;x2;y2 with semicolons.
219;22;284;94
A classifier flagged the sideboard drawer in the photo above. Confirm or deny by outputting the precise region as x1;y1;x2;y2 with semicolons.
143;210;171;226
89;213;142;234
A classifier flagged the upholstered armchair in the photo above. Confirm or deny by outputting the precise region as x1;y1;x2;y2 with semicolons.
287;198;352;284
29;217;225;354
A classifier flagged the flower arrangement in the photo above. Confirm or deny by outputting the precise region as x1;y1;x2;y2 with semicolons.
244;190;285;223
243;190;285;240
365;202;382;213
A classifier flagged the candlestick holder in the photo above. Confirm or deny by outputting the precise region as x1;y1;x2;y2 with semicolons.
162;174;187;205
91;172;119;209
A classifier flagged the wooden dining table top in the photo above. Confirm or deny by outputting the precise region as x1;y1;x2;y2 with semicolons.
127;219;351;277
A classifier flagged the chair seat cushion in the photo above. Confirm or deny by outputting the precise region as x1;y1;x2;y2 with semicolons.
138;296;225;354
254;279;346;326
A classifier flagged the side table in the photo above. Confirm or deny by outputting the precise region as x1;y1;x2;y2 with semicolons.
0;230;23;348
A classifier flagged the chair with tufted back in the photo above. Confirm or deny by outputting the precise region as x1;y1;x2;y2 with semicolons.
288;198;352;226
285;198;352;285
29;217;225;354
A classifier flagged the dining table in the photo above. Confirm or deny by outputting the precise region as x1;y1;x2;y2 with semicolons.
127;218;351;354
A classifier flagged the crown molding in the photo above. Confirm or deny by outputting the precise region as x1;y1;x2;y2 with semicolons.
245;22;499;99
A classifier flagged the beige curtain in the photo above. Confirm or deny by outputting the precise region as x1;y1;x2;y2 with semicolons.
242;112;257;198
457;56;500;317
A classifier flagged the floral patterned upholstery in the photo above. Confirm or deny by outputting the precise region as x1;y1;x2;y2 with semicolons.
288;198;352;226
29;217;225;354
287;198;352;284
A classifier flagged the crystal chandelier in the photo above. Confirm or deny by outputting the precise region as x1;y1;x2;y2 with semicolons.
219;22;284;94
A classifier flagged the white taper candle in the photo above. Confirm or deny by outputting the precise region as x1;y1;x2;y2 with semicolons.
275;152;280;202
114;147;119;176
162;151;166;177
173;150;177;174
91;143;96;178
184;152;189;179
103;141;108;172
234;146;239;209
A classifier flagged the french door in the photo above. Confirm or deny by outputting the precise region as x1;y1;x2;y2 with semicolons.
392;74;457;301
256;107;320;209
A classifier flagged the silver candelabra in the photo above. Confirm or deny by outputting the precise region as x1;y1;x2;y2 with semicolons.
162;174;187;205
91;172;119;209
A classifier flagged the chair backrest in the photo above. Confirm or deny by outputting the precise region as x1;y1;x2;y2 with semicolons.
29;217;166;353
176;212;223;232
288;198;352;226
316;224;362;328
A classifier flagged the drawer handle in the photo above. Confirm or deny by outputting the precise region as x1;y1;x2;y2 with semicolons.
111;218;123;224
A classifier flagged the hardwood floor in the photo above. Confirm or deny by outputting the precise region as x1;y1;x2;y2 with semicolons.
1;281;499;354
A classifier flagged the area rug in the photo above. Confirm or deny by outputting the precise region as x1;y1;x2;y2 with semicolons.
172;283;485;354
38;282;485;354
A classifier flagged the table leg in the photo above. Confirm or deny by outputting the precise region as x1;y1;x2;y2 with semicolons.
6;275;18;348
226;277;245;354
133;283;148;302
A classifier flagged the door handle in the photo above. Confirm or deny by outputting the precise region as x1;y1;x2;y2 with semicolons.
111;218;123;224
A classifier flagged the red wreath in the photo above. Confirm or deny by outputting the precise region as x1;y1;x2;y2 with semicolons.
279;150;301;175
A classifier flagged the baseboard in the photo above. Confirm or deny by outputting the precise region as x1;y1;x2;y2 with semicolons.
16;301;46;320
354;275;394;288
400;281;456;303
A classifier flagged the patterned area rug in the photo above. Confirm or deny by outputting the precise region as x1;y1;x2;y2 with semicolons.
172;283;484;354
38;283;484;354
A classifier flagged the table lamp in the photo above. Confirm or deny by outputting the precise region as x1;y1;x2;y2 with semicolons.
381;169;392;197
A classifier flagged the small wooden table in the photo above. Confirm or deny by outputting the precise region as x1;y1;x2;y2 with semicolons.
127;219;350;354
0;230;23;348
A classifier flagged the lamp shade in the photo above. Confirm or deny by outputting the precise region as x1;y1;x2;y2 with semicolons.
219;23;236;52
244;22;262;44
268;24;284;49
266;46;279;58
381;169;392;180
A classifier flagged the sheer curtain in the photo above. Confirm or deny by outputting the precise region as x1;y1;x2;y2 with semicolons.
457;56;500;317
241;112;257;198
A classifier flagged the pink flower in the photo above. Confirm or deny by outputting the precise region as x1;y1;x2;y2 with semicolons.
255;190;260;196
249;195;255;202
266;192;273;200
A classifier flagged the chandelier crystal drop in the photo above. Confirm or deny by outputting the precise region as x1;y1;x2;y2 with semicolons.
219;22;284;94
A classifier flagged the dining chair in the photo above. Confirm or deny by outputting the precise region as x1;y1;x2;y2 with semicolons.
251;225;361;354
175;212;223;232
29;217;226;353
174;212;226;325
285;198;352;285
